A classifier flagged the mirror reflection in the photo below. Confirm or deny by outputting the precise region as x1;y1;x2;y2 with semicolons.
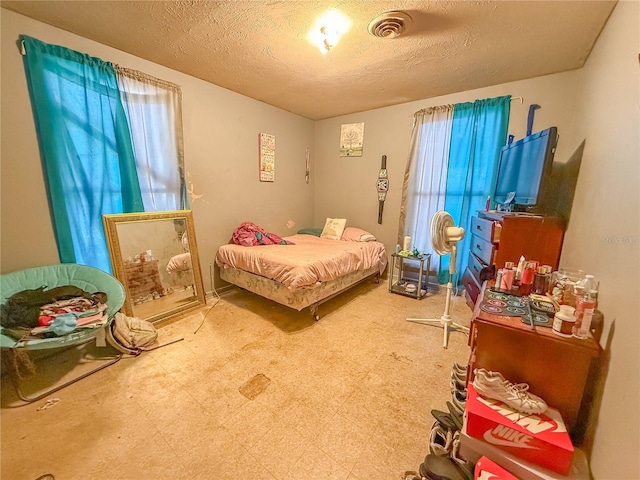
103;210;206;323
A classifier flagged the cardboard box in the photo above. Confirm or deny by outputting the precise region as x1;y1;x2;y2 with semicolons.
460;424;590;480
475;456;519;479
465;384;574;475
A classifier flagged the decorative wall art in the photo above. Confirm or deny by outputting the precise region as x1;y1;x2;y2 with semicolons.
259;132;275;182
340;122;364;157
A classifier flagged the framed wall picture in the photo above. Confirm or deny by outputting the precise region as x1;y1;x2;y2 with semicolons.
340;122;364;157
259;132;275;182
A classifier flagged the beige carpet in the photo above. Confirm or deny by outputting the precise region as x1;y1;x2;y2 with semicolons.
1;279;472;480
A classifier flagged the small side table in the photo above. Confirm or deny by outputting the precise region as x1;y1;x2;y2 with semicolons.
388;253;432;299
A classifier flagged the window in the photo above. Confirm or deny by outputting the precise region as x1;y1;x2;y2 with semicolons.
21;35;185;272
399;97;511;283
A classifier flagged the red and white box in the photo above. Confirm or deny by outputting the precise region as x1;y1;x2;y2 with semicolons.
465;384;574;475
474;456;519;480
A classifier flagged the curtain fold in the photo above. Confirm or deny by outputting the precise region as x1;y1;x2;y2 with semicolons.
114;66;187;211
397;105;454;274
440;95;511;282
20;35;143;272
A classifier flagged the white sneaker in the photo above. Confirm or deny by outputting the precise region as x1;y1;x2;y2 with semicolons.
450;372;466;394
452;363;468;378
472;368;548;415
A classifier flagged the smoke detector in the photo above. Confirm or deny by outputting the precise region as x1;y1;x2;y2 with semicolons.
368;11;412;38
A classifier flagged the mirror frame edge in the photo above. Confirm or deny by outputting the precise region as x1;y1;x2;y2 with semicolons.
102;210;207;324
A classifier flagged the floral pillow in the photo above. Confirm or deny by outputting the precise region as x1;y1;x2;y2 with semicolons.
341;227;377;242
320;218;347;241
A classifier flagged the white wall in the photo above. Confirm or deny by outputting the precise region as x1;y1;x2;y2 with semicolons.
0;9;316;292
313;69;582;259
562;2;640;477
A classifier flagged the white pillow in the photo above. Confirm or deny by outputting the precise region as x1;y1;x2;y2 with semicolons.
320;218;347;241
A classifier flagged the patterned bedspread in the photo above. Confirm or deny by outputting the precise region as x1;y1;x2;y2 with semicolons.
215;234;387;290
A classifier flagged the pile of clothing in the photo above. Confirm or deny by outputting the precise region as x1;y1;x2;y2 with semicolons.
231;222;294;246
0;285;108;340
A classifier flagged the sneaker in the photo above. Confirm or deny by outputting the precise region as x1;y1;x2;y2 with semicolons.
451;364;467;388
419;453;470;480
450;431;474;479
450;373;466;394
429;420;454;456
450;389;466;415
445;402;464;431
473;368;547;415
431;409;459;432
452;363;468;378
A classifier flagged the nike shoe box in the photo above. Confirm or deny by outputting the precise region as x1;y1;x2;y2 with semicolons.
474;456;519;480
461;425;590;480
465;384;574;475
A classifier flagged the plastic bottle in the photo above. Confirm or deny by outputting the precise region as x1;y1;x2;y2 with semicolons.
533;266;547;295
573;274;599;306
574;290;596;339
542;265;553;293
500;262;515;291
519;261;536;296
586;274;599;305
573;275;598;339
515;256;526;283
553;305;576;337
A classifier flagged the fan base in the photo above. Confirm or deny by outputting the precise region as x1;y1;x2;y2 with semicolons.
406;316;469;348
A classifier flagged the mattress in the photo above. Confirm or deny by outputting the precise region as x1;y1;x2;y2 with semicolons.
215;233;387;291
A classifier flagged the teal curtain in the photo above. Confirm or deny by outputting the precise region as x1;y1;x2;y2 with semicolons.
440;96;511;282
21;35;143;272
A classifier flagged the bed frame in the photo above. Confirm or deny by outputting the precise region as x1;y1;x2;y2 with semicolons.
219;265;380;320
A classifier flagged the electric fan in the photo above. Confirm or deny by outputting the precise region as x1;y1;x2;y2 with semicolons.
406;210;469;348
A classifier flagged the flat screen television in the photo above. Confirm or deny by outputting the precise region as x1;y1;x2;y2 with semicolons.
493;126;558;211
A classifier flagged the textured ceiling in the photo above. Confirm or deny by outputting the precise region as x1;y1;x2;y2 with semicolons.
2;1;616;120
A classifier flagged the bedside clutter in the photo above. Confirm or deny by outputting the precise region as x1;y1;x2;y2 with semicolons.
469;283;602;434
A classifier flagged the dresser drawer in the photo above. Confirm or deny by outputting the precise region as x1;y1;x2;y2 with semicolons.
467;252;485;283
462;267;481;305
471;216;501;244
470;235;496;265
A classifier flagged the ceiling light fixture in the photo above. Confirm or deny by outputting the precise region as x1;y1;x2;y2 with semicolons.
308;10;351;54
319;25;339;53
368;11;412;38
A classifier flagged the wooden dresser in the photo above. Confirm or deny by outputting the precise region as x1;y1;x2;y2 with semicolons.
469;283;602;439
124;259;163;301
462;211;565;307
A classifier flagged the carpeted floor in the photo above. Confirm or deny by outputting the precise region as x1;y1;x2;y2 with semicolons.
1;279;472;480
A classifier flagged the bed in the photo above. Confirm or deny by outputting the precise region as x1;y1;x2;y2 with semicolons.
166;252;195;288
215;233;387;320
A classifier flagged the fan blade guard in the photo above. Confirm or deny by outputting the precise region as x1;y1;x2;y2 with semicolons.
430;211;454;255
430;210;466;256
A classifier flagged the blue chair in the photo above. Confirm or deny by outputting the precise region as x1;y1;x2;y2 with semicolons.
1;264;125;403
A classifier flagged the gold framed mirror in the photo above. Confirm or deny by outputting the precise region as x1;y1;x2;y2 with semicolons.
103;210;206;324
